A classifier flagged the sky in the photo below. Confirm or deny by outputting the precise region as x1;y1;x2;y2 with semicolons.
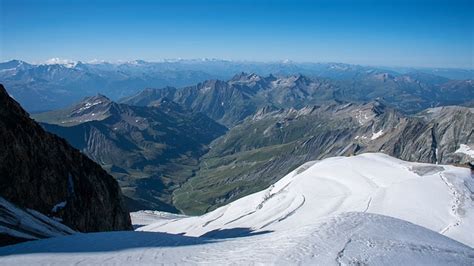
0;0;473;68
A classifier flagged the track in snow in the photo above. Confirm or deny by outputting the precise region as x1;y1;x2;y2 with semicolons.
139;153;474;247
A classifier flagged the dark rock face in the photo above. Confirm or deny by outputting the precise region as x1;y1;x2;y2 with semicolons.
0;84;132;238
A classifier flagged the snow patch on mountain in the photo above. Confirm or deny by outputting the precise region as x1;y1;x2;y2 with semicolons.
44;58;78;68
51;201;67;213
371;129;384;140
455;144;474;158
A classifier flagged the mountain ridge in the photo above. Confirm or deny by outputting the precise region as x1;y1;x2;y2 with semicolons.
2;59;473;112
122;73;473;127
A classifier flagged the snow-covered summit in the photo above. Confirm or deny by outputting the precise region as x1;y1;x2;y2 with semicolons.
140;153;474;247
43;58;79;68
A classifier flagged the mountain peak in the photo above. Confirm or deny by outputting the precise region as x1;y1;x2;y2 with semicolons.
57;94;117;123
149;97;184;112
252;105;279;120
294;74;312;84
230;72;262;83
371;72;396;81
0;84;28;119
76;94;112;107
44;58;78;68
231;72;249;79
200;79;227;89
125;59;149;65
3;59;26;66
0;84;9;100
0;60;31;71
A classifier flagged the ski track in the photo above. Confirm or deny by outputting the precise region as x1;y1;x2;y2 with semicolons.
202;211;226;227
259;195;306;229
438;172;463;234
336;238;352;266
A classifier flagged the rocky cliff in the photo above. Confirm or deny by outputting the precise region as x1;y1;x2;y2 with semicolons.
0;84;132;245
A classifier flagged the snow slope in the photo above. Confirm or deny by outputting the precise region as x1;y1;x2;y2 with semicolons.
0;212;472;265
141;153;474;247
0;153;473;265
0;197;75;242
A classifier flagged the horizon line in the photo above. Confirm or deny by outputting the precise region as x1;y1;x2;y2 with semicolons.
1;58;473;71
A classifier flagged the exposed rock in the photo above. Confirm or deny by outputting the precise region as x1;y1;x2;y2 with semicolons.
0;84;132;245
122;73;473;127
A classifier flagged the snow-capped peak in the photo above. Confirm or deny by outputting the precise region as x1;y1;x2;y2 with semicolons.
44;58;78;68
87;59;108;64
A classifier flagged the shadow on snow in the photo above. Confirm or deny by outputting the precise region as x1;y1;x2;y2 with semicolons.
200;227;272;239
0;228;272;255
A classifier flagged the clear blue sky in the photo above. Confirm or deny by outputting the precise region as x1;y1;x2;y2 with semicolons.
0;0;473;68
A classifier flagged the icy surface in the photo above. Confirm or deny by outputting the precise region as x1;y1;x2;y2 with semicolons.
0;213;472;265
141;153;474;247
1;153;473;265
0;197;75;241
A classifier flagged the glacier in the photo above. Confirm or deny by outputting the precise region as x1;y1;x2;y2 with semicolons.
0;153;473;265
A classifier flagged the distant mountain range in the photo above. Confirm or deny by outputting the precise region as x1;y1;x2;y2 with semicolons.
122;72;473;127
1;59;473;112
31;73;474;214
0;59;219;111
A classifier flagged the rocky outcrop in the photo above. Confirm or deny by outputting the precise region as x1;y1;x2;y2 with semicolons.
0;84;132;245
